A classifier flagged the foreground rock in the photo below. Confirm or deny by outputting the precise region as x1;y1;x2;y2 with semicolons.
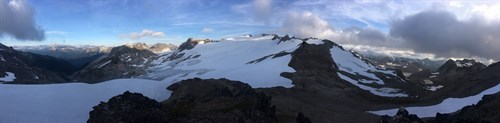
88;91;170;123
165;78;277;123
88;78;277;123
377;107;424;123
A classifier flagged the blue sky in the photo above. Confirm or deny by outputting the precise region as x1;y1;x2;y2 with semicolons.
1;0;499;62
1;0;389;46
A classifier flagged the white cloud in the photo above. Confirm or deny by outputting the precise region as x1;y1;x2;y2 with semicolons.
0;0;45;41
120;29;165;40
201;27;214;33
281;11;338;39
232;0;274;23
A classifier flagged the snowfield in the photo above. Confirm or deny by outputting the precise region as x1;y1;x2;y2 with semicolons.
0;72;16;82
368;82;500;117
0;79;172;123
145;35;301;88
330;45;408;97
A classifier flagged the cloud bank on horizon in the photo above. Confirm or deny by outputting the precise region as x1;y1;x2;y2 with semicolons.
0;0;499;62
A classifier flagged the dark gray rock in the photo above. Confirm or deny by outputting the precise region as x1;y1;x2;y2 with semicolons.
377;107;424;123
0;43;72;83
165;78;278;123
178;38;211;51
72;45;157;83
296;112;312;123
87;91;171;123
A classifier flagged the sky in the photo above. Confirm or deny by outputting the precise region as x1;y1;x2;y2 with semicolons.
0;0;499;63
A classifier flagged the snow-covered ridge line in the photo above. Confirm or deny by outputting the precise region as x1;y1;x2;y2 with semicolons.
368;82;500;117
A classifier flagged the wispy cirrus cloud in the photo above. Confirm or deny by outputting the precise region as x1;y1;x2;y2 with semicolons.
201;27;215;33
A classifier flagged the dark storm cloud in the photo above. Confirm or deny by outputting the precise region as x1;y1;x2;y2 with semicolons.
339;26;402;48
390;10;500;60
0;0;45;41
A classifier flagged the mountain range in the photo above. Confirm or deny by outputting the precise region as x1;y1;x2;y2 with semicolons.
1;34;499;122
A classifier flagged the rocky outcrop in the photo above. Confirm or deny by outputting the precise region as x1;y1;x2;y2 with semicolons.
281;40;343;88
296;112;312;123
88;91;171;123
178;38;212;51
377;107;424;123
164;78;277;123
72;45;157;83
429;92;500;123
149;43;177;53
436;59;486;83
88;78;278;123
272;35;293;44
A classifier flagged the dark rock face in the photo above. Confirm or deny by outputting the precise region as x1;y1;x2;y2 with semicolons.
178;38;211;51
377;107;424;123
437;59;487;83
0;43;72;83
72;45;157;83
87;78;278;123
296;112;312;123
165;78;277;123
474;62;500;84
281;40;343;88
88;91;170;123
428;92;500;123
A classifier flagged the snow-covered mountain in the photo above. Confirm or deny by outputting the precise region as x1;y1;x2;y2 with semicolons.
363;55;446;77
67;34;418;97
1;35;500;123
124;42;178;53
122;34;417;97
71;45;158;82
13;44;112;60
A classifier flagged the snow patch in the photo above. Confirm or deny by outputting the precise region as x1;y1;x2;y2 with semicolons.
423;79;433;84
306;39;325;45
455;61;474;67
97;60;112;68
338;74;408;97
425;85;443;91
0;55;5;62
0;72;16;82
